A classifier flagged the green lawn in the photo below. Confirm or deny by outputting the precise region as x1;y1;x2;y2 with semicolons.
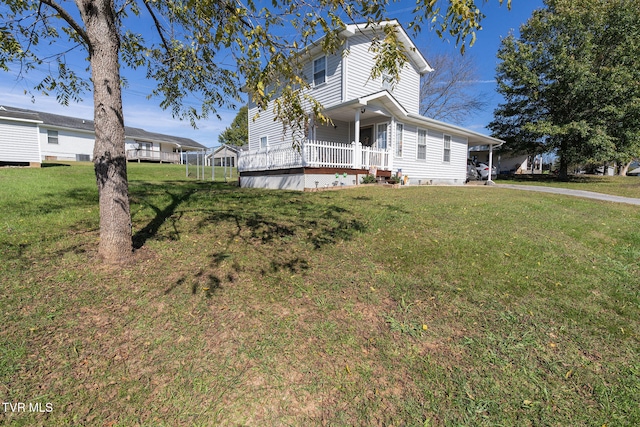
1;163;639;426
497;173;640;198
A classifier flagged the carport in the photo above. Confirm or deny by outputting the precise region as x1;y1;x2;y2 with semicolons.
468;137;505;184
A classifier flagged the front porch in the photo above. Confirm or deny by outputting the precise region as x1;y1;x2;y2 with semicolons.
237;139;391;173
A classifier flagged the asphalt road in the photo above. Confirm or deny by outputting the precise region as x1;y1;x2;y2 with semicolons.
495;183;640;206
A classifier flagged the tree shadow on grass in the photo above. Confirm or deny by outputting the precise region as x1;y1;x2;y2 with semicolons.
159;186;368;297
131;184;198;250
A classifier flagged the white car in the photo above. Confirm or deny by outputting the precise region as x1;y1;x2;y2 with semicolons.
476;162;497;180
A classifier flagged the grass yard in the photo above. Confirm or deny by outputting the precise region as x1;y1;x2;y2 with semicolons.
498;173;640;199
1;163;639;426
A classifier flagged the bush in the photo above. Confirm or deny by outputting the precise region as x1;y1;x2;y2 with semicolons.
360;174;377;184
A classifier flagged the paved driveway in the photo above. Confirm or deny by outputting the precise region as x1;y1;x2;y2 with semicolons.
495;184;640;206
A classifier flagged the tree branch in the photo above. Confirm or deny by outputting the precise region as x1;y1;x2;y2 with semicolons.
142;0;171;54
40;0;90;49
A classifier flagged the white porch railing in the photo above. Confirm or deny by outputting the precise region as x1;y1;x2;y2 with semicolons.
127;149;180;163
238;139;390;172
304;140;354;168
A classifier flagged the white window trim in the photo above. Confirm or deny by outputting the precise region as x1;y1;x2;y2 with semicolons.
47;130;59;145
417;128;427;161
443;134;452;163
395;122;403;158
313;55;327;87
260;135;268;149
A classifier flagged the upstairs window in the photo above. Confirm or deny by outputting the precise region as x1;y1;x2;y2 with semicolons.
443;135;451;162
47;130;58;144
381;72;393;91
260;136;268;148
313;56;326;86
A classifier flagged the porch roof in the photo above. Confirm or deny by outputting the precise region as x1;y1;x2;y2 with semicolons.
322;91;505;148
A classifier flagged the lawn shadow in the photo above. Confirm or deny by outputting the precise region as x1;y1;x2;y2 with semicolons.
140;185;368;297
131;185;197;250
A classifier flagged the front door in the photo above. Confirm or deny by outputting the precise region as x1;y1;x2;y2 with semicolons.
360;126;373;147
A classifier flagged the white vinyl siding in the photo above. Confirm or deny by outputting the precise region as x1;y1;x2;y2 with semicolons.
307;52;342;107
417;128;427;160
39;127;95;161
443;134;451;162
0;119;41;163
393;126;468;184
344;33;421;113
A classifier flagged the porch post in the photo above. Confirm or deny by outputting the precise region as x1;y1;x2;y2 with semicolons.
487;144;494;185
388;117;395;173
301;137;308;167
354;109;361;170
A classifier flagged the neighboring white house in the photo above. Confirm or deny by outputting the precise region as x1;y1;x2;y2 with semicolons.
208;144;243;167
0;106;206;166
238;20;504;191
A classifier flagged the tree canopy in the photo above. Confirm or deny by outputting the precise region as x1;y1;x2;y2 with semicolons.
1;0;511;263
489;0;640;177
218;105;248;147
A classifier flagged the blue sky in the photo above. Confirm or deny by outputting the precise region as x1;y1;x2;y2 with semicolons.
1;1;545;147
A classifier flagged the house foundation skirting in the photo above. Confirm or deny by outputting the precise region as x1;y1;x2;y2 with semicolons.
239;167;373;191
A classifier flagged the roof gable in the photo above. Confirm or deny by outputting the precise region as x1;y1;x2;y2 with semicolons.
340;20;432;74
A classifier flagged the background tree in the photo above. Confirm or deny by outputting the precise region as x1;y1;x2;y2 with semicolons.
218;106;248;147
1;0;511;264
419;51;487;125
489;0;640;178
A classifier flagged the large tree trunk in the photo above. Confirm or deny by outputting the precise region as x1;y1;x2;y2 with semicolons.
558;140;569;181
77;0;132;264
619;160;632;176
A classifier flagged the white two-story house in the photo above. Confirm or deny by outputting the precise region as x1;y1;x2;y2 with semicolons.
238;20;504;190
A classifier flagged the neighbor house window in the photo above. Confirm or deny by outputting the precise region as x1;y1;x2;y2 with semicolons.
138;142;152;152
376;123;388;150
47;130;58;144
313;56;326;86
443;134;451;162
395;123;403;157
260;136;268;148
417;129;427;160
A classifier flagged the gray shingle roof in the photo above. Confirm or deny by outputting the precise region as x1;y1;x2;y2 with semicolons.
0;105;206;149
